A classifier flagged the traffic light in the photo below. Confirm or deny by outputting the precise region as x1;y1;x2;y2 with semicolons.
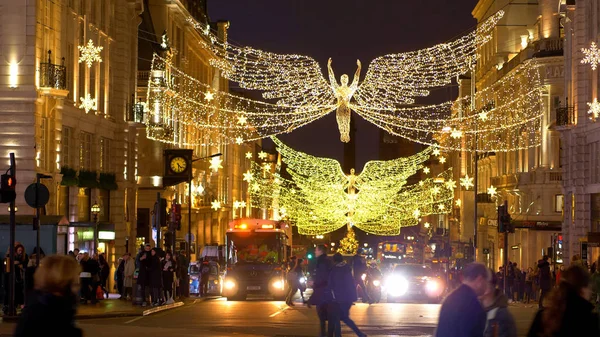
497;204;506;233
171;202;182;230
153;198;167;228
307;253;313;259
498;201;513;233
164;231;174;249
0;174;16;203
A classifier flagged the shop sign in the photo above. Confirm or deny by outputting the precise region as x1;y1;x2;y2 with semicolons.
514;221;562;230
488;219;498;227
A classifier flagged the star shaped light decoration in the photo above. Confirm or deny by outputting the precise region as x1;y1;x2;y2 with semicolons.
418;180;424;186
455;199;462;207
204;91;215;101
211;200;221;210
235;137;244;145
240;201;247;208
209;157;223;172
581;42;600;70
262;163;272;171
444;178;457;190
432;148;441;156
587;98;600;121
423;222;430;228
431;186;441;195
413;209;421;219
245;152;253;159
478;111;488;121
487;185;497;197
251;182;260;192
460;174;474;190
78;39;103;68
437;204;445;211
439;156;447;164
79;94;97;113
233;201;241;209
237;116;247;125
423;167;430;174
450;128;463;139
258;151;268;160
243;170;253;182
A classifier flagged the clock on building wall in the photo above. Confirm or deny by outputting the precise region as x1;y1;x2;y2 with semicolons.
163;149;193;187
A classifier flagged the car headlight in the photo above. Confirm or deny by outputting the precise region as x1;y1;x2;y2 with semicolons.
386;276;408;297
224;279;236;290
272;279;284;290
425;279;442;296
361;273;366;281
372;280;380;287
299;277;306;284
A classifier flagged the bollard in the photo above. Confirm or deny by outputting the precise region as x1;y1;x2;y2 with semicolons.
133;284;144;305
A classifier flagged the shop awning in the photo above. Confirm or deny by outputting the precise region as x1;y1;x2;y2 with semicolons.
0;215;69;226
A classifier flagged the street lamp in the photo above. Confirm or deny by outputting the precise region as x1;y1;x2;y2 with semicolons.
91;202;100;255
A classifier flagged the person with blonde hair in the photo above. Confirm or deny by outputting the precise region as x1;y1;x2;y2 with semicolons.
14;255;82;337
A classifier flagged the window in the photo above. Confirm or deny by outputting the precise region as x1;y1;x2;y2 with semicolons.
100;138;111;172
63;127;72;167
555;194;564;213
79;132;92;170
99;189;110;222
38;118;47;170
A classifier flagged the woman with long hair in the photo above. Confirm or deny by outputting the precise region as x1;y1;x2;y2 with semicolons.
14;255;82;337
527;265;600;337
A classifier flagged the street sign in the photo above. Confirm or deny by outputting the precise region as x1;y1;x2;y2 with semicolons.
24;183;50;208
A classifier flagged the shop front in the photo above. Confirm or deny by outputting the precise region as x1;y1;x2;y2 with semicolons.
510;220;562;270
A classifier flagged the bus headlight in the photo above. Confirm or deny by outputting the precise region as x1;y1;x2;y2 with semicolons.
224;279;236;290
272;280;284;290
386;276;409;297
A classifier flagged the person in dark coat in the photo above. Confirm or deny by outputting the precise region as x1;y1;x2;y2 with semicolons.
352;253;370;303
527;265;600;337
149;248;162;305
98;253;110;298
137;244;152;305
537;255;552;309
162;252;176;302
308;244;333;337
15;255;82;337
435;262;489;337
327;253;366;337
480;271;517;337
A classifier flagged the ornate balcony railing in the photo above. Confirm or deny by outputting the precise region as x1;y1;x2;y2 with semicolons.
39;50;67;90
556;98;575;127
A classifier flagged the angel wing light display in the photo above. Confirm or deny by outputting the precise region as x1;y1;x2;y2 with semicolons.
247;138;453;235
145;10;543;152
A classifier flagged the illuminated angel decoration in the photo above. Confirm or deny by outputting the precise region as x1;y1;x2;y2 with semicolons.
247;137;453;235
328;58;361;142
148;10;541;152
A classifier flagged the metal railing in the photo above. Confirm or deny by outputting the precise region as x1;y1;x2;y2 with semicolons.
556;104;575;126
39;50;67;90
126;102;145;123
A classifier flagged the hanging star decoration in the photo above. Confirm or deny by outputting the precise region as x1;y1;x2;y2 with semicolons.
258;151;268;160
248;137;452;235
437;204;445;211
460;174;474;190
455;199;462;207
432;148;441;156
444;179;456;190
243;170;253;182
78;39;103;68
204;91;215;101
423;167;430;174
478;110;488;121
413;209;421;220
487;185;497;197
209;157;223;172
240;201;247;208
423;222;430;228
439;156;447;164
450;129;463;139
587;98;600;121
79;94;97;113
245;152;253;159
237;116;247;125
233;201;241;209
145;12;544;154
581;42;600;70
211;200;221;210
235;137;244;145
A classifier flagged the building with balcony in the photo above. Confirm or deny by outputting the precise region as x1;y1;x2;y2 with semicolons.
446;0;566;271
135;0;258;260
559;0;600;265
0;0;142;273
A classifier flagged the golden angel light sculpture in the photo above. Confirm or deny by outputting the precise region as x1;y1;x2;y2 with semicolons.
144;10;543;152
248;137;453;235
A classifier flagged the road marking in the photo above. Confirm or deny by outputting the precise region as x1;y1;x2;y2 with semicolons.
269;306;290;317
124;316;144;324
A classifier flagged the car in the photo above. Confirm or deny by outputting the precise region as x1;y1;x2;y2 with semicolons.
190;261;223;296
384;264;445;303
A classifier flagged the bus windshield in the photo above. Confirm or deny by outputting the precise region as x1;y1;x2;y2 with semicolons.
228;232;281;264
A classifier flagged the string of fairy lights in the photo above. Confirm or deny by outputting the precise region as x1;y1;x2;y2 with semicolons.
244;138;453;235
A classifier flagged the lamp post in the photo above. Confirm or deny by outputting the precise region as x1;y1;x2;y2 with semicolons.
91;202;100;255
188;153;222;258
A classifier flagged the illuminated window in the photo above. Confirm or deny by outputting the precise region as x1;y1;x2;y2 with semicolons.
555;194;564;213
79;132;92;170
100;138;111;172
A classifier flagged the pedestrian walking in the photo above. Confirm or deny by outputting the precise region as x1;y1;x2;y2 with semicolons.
527;265;600;337
200;259;210;297
149;248;163;305
435;262;489;337
480;271;517;337
137;244;152;306
524;267;534;304
537;255;552;309
285;257;300;306
14;255;82;337
162;252;176;303
308;244;334;337
327;253;367;337
98;253;110;298
123;253;135;300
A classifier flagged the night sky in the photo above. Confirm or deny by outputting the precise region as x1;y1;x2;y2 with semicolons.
208;0;479;169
